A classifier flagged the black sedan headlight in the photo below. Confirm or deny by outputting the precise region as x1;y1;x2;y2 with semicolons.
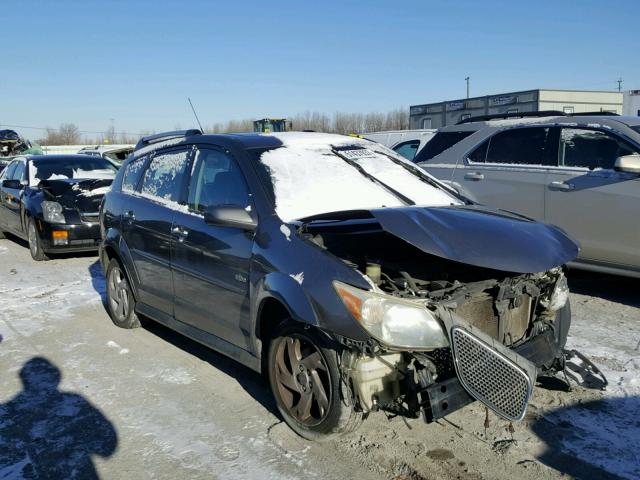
41;201;66;224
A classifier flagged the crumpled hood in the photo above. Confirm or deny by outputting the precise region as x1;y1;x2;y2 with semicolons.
370;206;579;273
39;178;112;212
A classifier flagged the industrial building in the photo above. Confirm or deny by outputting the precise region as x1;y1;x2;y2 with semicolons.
409;89;624;129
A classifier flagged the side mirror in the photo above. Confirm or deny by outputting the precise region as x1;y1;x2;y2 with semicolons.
2;179;23;189
614;154;640;174
204;205;257;231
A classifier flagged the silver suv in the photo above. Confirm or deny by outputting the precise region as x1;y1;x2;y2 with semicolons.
415;113;640;278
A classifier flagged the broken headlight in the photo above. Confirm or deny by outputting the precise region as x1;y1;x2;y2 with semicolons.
333;281;449;349
541;273;569;312
41;201;65;224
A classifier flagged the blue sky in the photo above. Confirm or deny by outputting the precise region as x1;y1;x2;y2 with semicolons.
1;0;638;137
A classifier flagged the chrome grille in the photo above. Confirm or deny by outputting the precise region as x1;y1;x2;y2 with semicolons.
451;327;532;421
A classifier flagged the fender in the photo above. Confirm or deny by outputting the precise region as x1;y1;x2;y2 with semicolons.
253;271;319;329
102;227;141;300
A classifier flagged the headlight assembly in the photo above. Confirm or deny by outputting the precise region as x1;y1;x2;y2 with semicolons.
333;281;449;350
41;201;66;224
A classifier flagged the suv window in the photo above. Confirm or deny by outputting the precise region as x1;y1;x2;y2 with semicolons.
414;131;474;162
12;161;26;181
122;156;147;192
3;161;18;181
559;128;640;170
393;140;420;161
469;127;550;165
140;149;190;201
187;148;250;212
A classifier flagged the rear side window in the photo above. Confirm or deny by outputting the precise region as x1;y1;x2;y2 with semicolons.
3;162;18;181
393;140;420;161
140;149;190;201
559;128;640;170
414;131;474;162
470;127;550;165
122;156;147;192
12;162;26;181
187;148;250;212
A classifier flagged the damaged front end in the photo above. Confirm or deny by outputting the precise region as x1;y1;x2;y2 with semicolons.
301;206;579;423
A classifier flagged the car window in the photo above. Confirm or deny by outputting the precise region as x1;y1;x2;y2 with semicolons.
3;161;18;181
122;156;148;193
470;127;550;165
187;148;250;212
140;149;190;201
559;128;640;170
12;161;26;181
414;131;475;162
393;140;420;161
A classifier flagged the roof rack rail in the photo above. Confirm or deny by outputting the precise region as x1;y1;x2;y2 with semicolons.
567;111;620;117
456;110;565;125
135;129;202;150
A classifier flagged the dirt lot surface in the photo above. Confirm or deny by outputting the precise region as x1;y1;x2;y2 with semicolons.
0;236;638;479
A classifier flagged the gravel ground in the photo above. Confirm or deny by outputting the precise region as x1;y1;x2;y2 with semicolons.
0;235;638;480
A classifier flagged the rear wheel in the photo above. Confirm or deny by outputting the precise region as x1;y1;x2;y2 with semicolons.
106;258;141;329
268;323;363;441
27;218;48;261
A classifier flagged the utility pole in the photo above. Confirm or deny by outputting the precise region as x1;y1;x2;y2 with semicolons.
465;77;470;98
617;77;623;92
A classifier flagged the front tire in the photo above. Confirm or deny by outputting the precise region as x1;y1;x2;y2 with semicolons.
27;218;48;261
268;323;363;441
105;258;141;329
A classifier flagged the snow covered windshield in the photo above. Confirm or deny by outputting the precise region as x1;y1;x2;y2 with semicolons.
254;133;462;222
29;157;117;185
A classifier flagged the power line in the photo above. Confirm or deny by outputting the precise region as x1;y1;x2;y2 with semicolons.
0;123;149;137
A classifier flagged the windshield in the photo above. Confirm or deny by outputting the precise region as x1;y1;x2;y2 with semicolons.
29;157;117;185
253;139;461;222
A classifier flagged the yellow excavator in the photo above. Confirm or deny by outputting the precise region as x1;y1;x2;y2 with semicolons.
253;118;292;133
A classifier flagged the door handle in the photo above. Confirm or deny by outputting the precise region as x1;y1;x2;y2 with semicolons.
171;226;189;241
549;181;575;191
464;172;484;181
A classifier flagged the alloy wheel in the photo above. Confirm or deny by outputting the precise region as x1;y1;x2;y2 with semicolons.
108;265;130;321
273;335;331;426
28;221;38;257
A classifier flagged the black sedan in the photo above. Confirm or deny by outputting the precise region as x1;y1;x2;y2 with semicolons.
0;154;118;260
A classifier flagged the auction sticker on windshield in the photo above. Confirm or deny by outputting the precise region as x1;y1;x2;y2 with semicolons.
336;148;377;160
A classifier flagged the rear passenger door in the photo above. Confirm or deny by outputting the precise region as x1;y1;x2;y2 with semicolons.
121;148;191;315
545;127;640;268
171;146;254;349
453;127;554;219
0;161;18;230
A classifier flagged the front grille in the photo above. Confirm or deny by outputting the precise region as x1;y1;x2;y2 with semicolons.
80;212;99;223
451;327;532;421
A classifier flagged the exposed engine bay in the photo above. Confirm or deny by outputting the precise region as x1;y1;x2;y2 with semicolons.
301;217;572;422
40;178;112;220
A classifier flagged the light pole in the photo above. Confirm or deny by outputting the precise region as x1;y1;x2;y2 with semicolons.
465;77;470;99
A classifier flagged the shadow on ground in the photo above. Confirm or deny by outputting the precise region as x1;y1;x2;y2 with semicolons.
531;396;640;480
0;357;117;479
566;268;640;308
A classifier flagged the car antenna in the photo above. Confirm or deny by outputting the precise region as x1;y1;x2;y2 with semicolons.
188;97;204;133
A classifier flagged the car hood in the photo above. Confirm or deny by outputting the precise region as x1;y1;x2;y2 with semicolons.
38;178;112;212
370;206;579;273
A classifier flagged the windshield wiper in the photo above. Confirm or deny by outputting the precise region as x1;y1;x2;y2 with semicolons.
331;148;415;206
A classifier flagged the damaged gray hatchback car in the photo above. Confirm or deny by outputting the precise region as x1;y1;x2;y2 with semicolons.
100;130;579;440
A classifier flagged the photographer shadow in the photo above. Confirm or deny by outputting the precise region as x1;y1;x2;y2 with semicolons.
0;357;117;479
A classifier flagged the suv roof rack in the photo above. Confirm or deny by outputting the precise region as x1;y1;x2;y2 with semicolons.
456;111;565;125
135;129;202;150
568;111;620;117
456;109;621;125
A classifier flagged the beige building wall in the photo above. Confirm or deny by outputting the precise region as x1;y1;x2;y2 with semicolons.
538;90;623;114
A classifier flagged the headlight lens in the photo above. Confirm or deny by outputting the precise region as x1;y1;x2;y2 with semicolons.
549;274;569;311
333;281;449;349
41;201;65;224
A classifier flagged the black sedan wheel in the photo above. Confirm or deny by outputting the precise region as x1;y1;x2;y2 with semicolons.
106;258;141;329
27;218;48;261
268;323;363;440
